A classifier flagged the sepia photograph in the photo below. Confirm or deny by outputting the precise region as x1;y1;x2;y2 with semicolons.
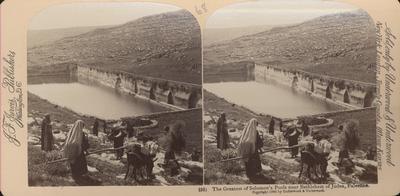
26;2;203;186
203;0;378;185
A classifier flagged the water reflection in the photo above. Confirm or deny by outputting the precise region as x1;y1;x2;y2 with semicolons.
29;82;169;119
204;81;343;118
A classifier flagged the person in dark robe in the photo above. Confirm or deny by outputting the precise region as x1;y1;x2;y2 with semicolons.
366;146;376;160
338;148;354;175
162;126;175;162
149;86;156;100
343;120;360;152
326;85;332;99
164;122;186;176
92;118;99;136
268;118;275;135
134;81;139;94
216;113;229;150
167;90;174;105
279;120;284;132
300;119;310;137
102;120;108;134
191;148;201;162
287;126;301;158
237;119;263;179
109;128;127;160
125;121;136;138
64;120;90;179
41;114;53;151
188;91;198;109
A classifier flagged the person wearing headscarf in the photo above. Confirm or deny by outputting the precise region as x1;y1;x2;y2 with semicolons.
167;90;174;105
287;125;301;158
41;114;53;151
216;113;229;150
92;118;99;136
237;118;263;179
64;120;89;179
268;118;275;135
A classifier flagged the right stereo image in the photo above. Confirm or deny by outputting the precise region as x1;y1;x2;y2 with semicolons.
203;0;377;185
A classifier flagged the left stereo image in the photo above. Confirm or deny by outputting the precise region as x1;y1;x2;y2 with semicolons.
27;2;203;186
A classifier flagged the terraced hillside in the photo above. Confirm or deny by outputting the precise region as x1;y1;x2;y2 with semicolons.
204;10;376;83
28;10;201;84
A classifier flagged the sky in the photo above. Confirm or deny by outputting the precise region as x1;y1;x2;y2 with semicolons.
29;0;360;30
206;0;359;28
29;2;180;30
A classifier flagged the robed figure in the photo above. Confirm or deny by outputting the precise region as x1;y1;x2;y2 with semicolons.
237;118;263;179
41;114;54;151
216;113;229;150
64;120;90;179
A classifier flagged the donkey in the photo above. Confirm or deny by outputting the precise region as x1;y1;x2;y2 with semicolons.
298;143;320;180
125;145;147;183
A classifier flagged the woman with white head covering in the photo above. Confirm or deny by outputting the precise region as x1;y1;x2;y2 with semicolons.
64;120;89;178
237;118;263;179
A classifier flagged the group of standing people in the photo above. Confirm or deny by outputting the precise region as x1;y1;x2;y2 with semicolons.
214;112;334;181
40;114;90;181
39;112;189;183
215;113;264;180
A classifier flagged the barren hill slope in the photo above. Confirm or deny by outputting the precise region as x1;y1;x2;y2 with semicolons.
204;10;376;83
28;10;201;84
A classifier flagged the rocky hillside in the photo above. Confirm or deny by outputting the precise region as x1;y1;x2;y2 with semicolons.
204;10;376;83
28;10;201;84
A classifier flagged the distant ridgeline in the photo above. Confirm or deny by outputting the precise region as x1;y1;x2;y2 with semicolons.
28;64;202;110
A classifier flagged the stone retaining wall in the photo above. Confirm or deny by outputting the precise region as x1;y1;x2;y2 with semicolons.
255;64;376;109
77;66;202;110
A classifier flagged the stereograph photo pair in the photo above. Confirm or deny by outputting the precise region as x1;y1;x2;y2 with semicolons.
0;0;399;195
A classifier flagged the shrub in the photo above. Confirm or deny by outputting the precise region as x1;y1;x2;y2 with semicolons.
220;161;243;175
204;146;222;163
221;148;237;159
28;146;71;186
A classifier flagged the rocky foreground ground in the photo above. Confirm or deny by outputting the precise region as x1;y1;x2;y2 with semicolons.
27;93;203;186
